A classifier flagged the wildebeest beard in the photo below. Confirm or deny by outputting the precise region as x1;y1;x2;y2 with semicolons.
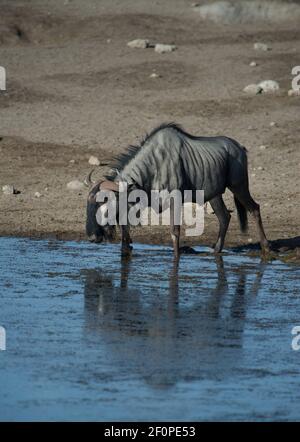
86;182;117;243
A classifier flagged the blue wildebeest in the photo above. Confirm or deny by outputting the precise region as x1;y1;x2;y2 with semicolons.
86;123;269;258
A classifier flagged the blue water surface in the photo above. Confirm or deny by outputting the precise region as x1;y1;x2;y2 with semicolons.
0;237;299;421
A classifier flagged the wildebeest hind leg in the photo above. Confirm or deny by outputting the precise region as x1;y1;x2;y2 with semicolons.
232;189;269;253
209;195;231;253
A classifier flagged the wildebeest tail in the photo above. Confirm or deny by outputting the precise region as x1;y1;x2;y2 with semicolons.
234;196;248;233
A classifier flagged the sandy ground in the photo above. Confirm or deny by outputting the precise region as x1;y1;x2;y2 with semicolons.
0;0;299;256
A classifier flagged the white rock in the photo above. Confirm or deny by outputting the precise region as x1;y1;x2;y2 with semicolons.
254;42;271;51
154;44;177;54
258;80;280;93
249;61;257;67
270;121;277;127
69;159;75;164
149;72;160;78
127;39;149;49
257;166;264;171
88;155;100;166
288;88;300;96
2;184;15;195
34;192;42;198
243;83;263;95
67;180;84;190
259;144;267;150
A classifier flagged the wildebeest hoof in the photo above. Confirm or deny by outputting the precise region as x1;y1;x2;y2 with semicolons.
213;244;223;254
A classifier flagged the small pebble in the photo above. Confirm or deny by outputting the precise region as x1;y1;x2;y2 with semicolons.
154;44;177;54
249;61;257;67
254;42;271;51
34;192;42;198
2;184;15;195
88;156;100;166
258;80;280;93
127;39;149;49
149;73;160;78
67;180;84;190
243;84;263;95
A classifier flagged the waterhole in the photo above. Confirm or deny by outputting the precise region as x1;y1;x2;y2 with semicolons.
0;237;299;421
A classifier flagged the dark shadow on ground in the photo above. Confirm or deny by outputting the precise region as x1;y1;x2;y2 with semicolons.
231;236;300;253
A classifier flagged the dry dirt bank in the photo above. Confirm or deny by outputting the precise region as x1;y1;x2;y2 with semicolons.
0;0;299;257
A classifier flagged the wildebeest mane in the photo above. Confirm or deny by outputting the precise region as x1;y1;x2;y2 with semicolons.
105;122;193;180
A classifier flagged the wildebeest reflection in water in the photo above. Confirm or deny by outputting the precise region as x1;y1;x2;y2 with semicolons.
82;254;266;389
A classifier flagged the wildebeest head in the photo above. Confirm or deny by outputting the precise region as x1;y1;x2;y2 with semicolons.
85;170;118;244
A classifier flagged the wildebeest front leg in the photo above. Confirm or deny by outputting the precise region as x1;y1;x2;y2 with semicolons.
121;225;132;253
209;195;231;253
170;199;181;259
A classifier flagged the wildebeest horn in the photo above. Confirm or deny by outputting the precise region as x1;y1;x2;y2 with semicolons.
84;169;95;187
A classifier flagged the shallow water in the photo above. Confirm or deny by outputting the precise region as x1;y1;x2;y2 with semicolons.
0;237;300;421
